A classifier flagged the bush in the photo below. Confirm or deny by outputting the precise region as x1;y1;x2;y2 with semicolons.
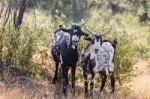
0;24;41;77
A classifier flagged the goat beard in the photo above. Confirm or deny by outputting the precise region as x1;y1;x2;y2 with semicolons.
72;45;76;49
72;42;78;49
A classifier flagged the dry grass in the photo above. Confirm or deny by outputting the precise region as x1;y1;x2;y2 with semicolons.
0;59;149;99
0;78;149;99
0;55;149;99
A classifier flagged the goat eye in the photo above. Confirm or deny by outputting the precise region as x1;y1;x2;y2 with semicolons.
91;40;94;44
81;54;85;57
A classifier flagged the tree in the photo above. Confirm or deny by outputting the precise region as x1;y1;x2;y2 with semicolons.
13;0;29;30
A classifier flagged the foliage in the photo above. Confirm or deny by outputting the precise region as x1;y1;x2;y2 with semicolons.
0;24;43;77
0;0;150;91
146;0;150;18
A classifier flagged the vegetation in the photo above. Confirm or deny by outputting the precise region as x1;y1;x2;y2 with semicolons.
0;0;150;98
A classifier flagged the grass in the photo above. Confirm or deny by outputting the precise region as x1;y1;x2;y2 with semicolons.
0;80;149;99
0;1;150;99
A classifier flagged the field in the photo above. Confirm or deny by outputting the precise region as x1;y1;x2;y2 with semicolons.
0;0;150;99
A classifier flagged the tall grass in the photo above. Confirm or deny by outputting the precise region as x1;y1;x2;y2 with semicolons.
0;2;150;94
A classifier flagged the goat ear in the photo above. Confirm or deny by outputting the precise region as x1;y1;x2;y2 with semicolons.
83;32;89;36
83;36;92;41
80;30;86;35
99;35;105;40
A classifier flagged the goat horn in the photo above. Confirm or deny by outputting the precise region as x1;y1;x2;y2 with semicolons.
85;26;95;34
101;29;111;36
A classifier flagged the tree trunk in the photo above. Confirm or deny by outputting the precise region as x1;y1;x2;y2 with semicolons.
13;0;29;30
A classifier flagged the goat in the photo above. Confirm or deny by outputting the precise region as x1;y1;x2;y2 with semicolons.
80;30;117;96
51;22;88;96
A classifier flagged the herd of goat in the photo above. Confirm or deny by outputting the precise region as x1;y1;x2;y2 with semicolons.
51;21;118;96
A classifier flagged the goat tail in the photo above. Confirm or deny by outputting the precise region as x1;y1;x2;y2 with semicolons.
112;39;118;49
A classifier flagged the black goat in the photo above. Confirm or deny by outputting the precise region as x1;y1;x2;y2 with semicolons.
51;24;87;96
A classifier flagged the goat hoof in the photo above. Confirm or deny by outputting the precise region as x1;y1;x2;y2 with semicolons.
71;89;76;96
89;91;93;96
84;93;88;97
84;90;88;97
64;93;67;97
109;91;115;97
63;87;67;96
52;80;56;84
52;78;57;84
63;90;67;97
99;91;104;98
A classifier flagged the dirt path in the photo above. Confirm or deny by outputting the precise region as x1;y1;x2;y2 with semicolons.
131;60;150;95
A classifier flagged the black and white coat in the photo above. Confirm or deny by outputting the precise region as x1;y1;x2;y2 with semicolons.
51;25;87;95
80;33;117;96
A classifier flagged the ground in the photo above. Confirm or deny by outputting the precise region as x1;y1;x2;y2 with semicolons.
131;60;150;95
0;59;149;99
